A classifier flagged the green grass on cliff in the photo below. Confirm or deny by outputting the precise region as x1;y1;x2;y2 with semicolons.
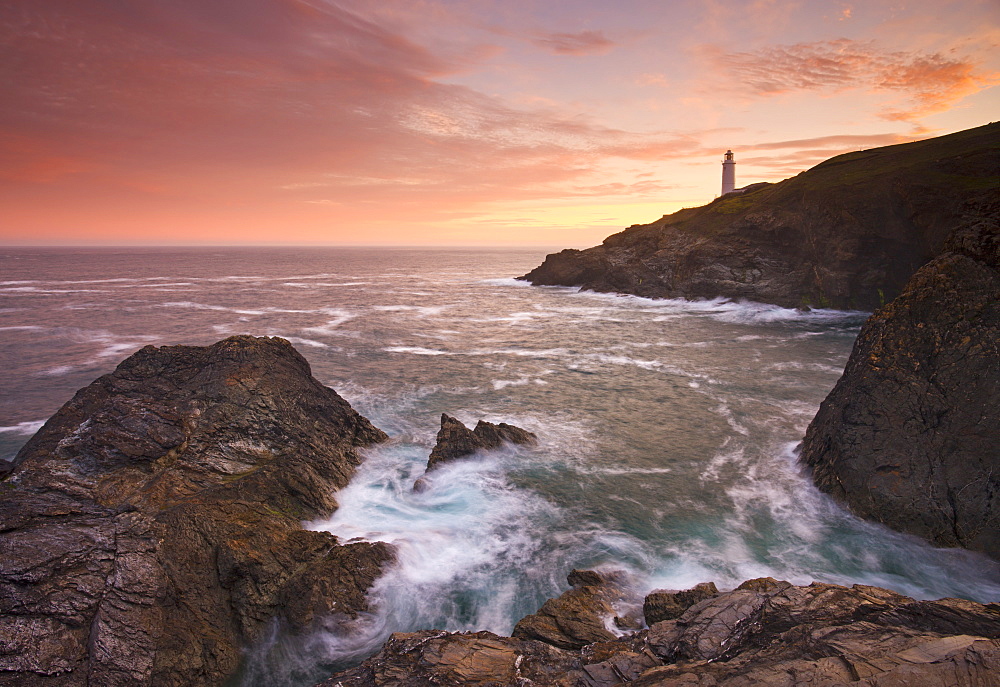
646;122;1000;237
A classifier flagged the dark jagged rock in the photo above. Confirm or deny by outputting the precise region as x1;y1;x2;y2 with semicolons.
426;413;536;471
0;336;393;687
642;581;719;625
512;569;638;651
799;199;1000;559
314;630;583;686
319;577;1000;687
520;122;1000;310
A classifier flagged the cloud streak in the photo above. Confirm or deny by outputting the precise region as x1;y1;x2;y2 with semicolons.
530;30;615;56
706;38;998;121
1;1;996;245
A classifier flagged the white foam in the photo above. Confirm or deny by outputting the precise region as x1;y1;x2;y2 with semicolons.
0;420;45;435
764;361;845;375
301;308;357;335
0;286;108;294
311;444;563;634
383;346;449;356
373;305;451;317
280;336;331;349
478;277;535;287
36;365;75;376
565;289;868;325
157;301;268;316
27;329;159;376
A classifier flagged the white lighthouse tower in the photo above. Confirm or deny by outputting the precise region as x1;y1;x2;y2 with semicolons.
721;150;736;195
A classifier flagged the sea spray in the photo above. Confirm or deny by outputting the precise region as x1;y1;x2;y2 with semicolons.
3;247;999;687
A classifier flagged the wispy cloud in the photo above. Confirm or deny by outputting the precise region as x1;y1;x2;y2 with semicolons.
746;132;917;151
529;30;615;56
704;38;998;122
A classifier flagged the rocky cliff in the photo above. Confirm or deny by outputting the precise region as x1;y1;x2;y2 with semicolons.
0;336;393;686
520;122;1000;310
799;200;1000;559
319;575;1000;686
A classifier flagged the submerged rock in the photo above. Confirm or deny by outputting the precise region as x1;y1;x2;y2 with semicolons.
799;199;1000;559
0;336;393;687
319;577;1000;687
426;413;536;471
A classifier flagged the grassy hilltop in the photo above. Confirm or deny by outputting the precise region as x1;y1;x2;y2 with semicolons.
522;122;1000;310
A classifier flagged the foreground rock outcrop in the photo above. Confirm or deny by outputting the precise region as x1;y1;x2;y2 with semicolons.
320;576;1000;686
520;122;999;310
799;200;1000;559
0;336;393;686
512;570;640;650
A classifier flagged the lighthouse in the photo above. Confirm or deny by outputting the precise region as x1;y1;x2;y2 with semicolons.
721;150;736;195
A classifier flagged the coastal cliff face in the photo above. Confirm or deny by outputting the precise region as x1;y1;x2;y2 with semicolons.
319;575;1000;686
799;202;1000;559
520;122;999;310
0;336;393;686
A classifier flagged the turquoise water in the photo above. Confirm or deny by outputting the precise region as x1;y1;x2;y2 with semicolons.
2;247;998;685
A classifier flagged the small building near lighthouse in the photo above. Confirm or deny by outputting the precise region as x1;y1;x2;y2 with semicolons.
721;149;736;195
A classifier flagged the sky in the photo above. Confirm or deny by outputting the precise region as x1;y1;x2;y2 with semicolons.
2;0;998;247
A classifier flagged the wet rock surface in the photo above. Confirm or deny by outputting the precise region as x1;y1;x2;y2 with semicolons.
0;336;393;687
512;570;639;650
426;413;537;471
319;577;1000;687
520;123;999;310
316;630;583;687
642;581;719;625
799;199;1000;559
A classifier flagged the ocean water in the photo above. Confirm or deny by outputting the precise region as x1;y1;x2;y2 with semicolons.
2;247;998;685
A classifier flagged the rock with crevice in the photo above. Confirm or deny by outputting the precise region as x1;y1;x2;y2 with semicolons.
799;198;1000;559
643;581;719;625
0;336;393;687
315;630;583;686
319;577;1000;687
512;569;638;651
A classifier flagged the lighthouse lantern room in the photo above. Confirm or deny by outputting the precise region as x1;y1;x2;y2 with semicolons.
721;149;736;196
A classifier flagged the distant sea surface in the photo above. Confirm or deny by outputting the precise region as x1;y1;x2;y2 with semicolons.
3;247;998;684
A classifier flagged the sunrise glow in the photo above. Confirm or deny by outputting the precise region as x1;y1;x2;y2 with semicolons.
2;0;998;246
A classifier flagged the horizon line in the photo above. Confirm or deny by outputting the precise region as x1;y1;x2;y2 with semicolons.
0;243;580;250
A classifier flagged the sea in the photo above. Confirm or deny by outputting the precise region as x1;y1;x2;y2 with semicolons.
2;247;998;685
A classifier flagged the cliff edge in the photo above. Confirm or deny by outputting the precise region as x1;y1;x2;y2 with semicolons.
520;122;999;310
0;336;393;686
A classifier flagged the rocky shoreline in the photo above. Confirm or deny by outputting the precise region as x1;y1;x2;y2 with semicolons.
4;162;1000;683
319;572;1000;686
2;335;998;686
0;337;393;686
518;123;1000;566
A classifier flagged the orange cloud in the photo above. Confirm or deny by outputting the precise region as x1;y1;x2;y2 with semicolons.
746;132;917;151
705;38;998;122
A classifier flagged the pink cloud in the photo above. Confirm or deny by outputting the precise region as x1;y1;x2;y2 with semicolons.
746;132;917;151
705;38;998;121
530;30;615;56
